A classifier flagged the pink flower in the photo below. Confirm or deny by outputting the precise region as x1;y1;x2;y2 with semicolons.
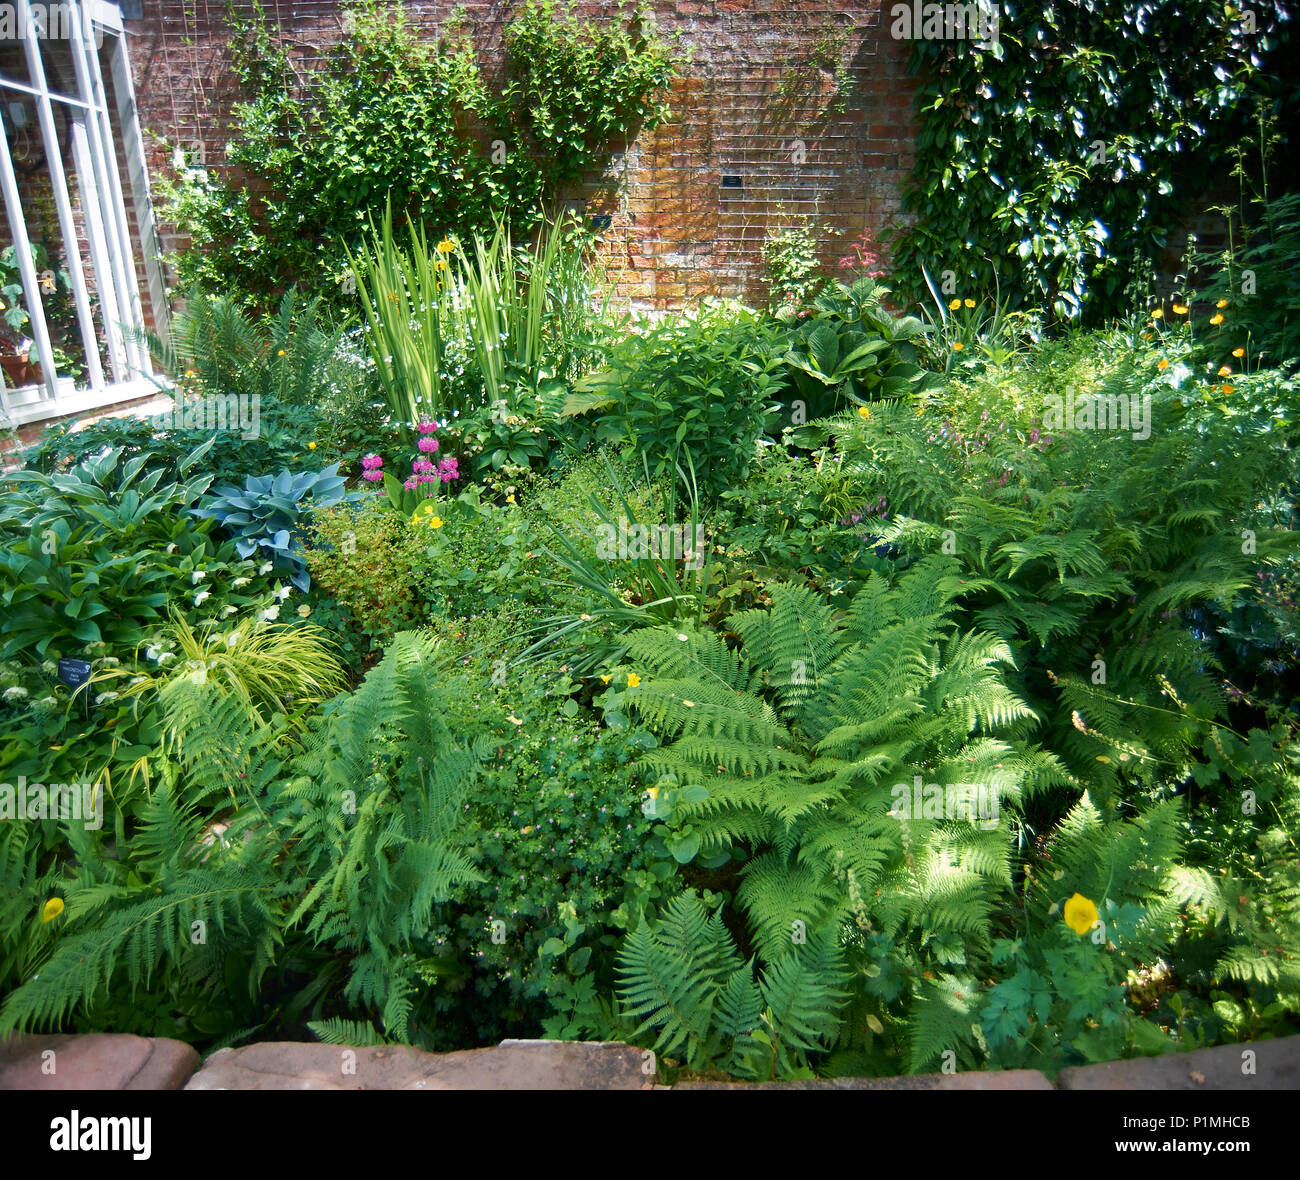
363;468;384;482
418;435;439;453
403;478;418;491
361;453;383;470
438;457;459;483
417;419;438;434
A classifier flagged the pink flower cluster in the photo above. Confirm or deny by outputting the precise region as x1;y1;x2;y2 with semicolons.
417;419;439;453
839;229;887;280
404;454;459;491
361;453;384;482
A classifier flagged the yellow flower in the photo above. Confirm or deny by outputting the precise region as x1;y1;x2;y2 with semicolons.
952;341;964;352
506;493;517;504
41;897;64;923
1221;383;1234;394
646;786;659;801
308;441;317;450
436;239;455;254
428;516;444;529
185;369;197;378
858;406;871;419
1232;347;1245;358
1172;304;1189;315
963;298;975;308
948;298;962;311
1157;359;1169;371
600;674;612;684
1063;893;1099;936
1216;298;1228;308
297;604;312;618
277;349;286;357
1217;365;1231;377
626;673;641;688
1209;313;1224;326
1151;308;1164;319
434;258;449;272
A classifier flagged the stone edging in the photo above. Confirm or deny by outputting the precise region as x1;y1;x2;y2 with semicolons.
2;1033;1296;1091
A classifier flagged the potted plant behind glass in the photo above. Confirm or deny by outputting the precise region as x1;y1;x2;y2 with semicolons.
0;242;87;389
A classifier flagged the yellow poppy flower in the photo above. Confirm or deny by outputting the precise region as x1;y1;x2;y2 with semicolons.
600;674;612;684
948;298;962;311
963;298;975;308
1151;308;1164;319
1063;892;1099;935
1222;383;1234;394
308;441;317;450
952;341;965;352
277;349;286;357
1157;359;1169;371
1232;347;1245;358
428;516;444;529
1216;298;1228;308
1217;365;1231;377
437;239;455;254
41;897;64;923
1209;313;1224;326
1172;304;1189;315
626;673;641;688
858;406;871;419
646;786;659;800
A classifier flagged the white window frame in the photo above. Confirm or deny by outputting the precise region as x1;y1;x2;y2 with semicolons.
0;0;166;427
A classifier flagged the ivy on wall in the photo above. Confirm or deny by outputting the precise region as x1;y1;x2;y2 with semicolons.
159;0;678;305
891;0;1298;322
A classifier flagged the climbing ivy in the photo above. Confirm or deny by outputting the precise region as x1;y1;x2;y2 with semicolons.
891;0;1297;322
159;0;678;306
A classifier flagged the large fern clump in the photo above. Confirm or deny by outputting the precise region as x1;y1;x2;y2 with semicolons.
608;559;1076;1075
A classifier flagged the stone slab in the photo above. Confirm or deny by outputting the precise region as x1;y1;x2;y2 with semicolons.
184;1039;653;1090
674;1069;1054;1090
0;1034;199;1090
1057;1035;1300;1090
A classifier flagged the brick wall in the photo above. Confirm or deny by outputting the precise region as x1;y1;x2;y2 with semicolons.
123;1;919;309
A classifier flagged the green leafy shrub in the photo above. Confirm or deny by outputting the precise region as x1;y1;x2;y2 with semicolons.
563;303;787;501
777;276;936;424
0;443;230;658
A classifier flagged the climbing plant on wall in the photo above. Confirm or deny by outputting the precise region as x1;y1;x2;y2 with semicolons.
159;0;679;306
891;0;1298;322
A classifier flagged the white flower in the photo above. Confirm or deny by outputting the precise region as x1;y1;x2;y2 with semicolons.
194;591;211;606
94;691;120;705
261;606;281;622
128;677;147;687
36;696;58;709
191;570;206;584
145;645;161;661
221;605;238;617
157;652;177;666
274;585;291;602
98;656;121;668
232;577;251;588
3;686;29;702
258;561;273;575
40;660;57;677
